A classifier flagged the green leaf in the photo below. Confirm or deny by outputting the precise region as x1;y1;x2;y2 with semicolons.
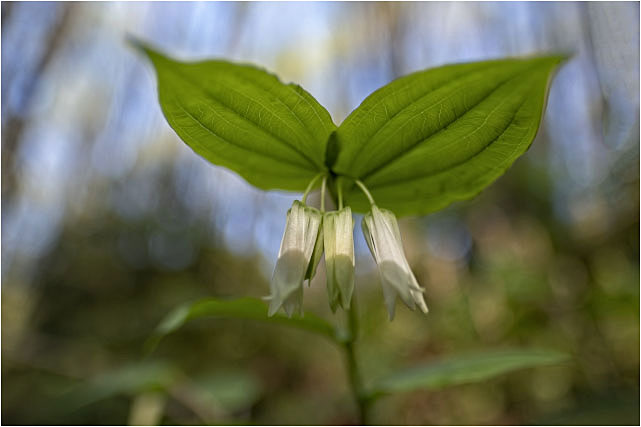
60;361;179;410
135;41;336;191
367;349;570;397
59;361;263;423
147;297;337;351
332;56;567;217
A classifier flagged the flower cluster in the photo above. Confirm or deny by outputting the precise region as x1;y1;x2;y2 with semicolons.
268;177;428;320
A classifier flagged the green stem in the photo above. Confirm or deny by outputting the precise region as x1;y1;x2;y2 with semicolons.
355;180;376;206
320;176;327;212
302;173;325;204
344;294;370;424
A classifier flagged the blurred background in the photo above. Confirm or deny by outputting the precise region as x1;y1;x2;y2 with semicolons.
2;1;639;425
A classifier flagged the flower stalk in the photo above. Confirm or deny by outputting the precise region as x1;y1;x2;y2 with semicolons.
344;295;370;425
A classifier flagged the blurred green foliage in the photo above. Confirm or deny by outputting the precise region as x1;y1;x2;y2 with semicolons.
2;149;638;424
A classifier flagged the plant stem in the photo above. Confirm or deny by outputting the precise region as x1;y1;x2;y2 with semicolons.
302;172;324;204
354;180;376;206
344;295;370;425
320;176;327;212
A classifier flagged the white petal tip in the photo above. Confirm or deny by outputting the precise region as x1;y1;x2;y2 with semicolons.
267;300;280;317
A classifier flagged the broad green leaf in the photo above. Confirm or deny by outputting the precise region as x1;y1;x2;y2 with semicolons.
148;297;337;351
136;41;336;191
332;56;566;217
367;349;569;398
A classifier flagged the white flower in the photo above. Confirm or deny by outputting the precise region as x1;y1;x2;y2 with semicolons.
323;206;355;311
268;200;323;317
362;205;428;319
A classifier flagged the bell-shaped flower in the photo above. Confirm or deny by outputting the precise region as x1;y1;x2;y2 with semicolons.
323;207;355;311
362;205;428;319
268;200;323;317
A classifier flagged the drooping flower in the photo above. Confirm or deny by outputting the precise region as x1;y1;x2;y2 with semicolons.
362;205;428;319
323;206;355;311
268;200;323;317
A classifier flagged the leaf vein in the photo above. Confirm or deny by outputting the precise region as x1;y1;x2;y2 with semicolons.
361;61;551;180
367;92;533;190
171;65;320;168
173;98;312;173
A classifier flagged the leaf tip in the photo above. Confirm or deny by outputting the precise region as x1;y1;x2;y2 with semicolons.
125;35;158;58
555;51;575;64
125;34;144;51
539;52;573;73
124;36;170;66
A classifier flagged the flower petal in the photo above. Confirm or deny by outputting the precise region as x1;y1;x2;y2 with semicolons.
268;250;308;316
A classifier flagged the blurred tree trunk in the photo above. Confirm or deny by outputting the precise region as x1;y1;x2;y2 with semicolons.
1;3;74;200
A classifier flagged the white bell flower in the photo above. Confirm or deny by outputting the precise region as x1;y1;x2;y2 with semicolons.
323;206;355;311
362;205;428;319
268;200;323;317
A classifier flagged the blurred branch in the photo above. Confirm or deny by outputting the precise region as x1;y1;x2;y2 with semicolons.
1;3;74;200
226;2;249;54
379;2;406;79
1;2;14;32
